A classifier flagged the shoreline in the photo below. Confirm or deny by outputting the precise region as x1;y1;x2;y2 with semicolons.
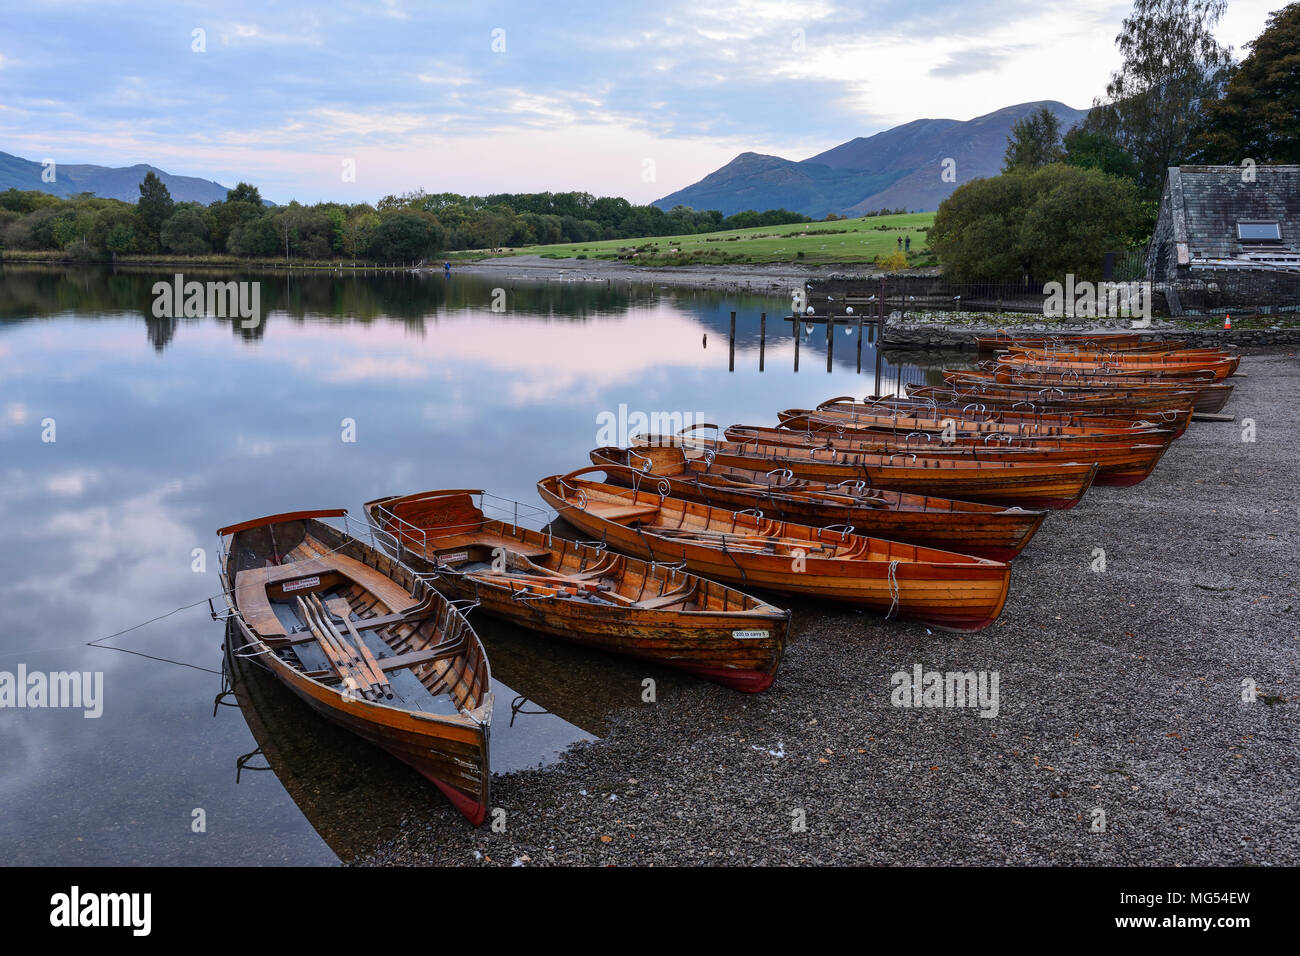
443;254;880;294
358;347;1298;867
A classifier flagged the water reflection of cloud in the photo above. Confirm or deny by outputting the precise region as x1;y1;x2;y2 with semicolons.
0;477;213;812
261;303;714;406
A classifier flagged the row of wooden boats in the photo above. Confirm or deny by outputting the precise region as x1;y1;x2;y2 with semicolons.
214;334;1239;824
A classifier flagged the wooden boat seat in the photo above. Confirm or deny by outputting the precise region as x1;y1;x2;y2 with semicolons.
426;532;553;560
236;552;418;638
582;500;662;524
635;585;696;609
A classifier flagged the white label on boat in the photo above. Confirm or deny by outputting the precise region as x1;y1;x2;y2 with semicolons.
437;551;469;564
732;629;770;640
282;575;320;593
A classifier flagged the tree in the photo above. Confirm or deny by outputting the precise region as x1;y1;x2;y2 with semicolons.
226;182;263;206
105;221;135;257
368;212;442;262
228;216;279;257
929;165;1143;281
1063;127;1140;181
160;205;211;255
1194;2;1300;163
136;171;174;247
1086;0;1233;192
1003;107;1066;172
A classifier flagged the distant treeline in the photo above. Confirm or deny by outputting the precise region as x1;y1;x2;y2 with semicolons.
0;176;814;262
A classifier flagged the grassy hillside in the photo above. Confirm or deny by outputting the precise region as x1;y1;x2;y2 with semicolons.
450;212;936;266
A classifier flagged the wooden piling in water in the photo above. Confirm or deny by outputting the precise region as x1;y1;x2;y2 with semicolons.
729;311;736;372
759;312;766;372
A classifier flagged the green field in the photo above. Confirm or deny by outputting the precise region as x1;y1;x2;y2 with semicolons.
449;212;937;267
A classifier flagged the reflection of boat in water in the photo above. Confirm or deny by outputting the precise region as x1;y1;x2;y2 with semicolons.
471;612;682;738
223;620;433;863
217;510;492;823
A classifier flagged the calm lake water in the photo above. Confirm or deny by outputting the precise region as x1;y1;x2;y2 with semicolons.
0;264;945;864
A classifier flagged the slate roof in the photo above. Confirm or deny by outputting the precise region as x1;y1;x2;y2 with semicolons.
1161;165;1300;271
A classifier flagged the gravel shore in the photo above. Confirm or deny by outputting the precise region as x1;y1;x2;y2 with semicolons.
358;349;1298;866
446;254;857;293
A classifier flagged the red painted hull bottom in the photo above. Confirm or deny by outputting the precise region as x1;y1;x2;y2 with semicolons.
390;749;488;826
678;663;777;693
430;778;488;826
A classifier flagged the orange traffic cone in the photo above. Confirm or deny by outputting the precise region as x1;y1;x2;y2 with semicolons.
1224;313;1232;330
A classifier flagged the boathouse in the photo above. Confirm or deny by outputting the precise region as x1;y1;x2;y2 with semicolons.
1146;165;1300;314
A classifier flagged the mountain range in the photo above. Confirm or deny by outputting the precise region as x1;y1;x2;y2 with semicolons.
0;150;234;204
653;101;1089;218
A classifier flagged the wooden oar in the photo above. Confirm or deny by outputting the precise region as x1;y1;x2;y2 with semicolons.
472;571;640;605
325;597;394;700
294;596;367;700
310;594;385;698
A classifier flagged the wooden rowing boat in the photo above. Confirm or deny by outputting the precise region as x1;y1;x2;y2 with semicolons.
783;399;1188;440
537;468;1013;632
362;489;790;692
945;367;1219;389
722;425;1169;486
772;406;1176;444
630;435;1099;509
590;445;1048;561
942;367;1230;399
997;357;1237;381
906;382;1231;415
1002;344;1232;362
1005;347;1239;375
217;509;492;825
975;332;1145;355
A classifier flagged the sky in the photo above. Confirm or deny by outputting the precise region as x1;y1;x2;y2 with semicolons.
0;0;1283;205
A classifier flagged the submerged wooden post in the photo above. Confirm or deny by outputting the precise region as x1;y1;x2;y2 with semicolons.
793;316;800;372
729;311;736;372
759;312;766;372
826;315;833;372
856;314;863;373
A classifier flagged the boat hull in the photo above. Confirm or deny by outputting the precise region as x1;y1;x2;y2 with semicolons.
536;477;1012;633
591;448;1048;560
639;440;1099;509
364;494;789;693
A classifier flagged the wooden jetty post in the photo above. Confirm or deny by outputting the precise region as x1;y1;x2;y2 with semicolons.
759;312;766;372
728;311;736;372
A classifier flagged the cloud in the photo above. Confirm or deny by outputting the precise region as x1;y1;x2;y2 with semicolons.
0;0;1281;202
929;45;1028;78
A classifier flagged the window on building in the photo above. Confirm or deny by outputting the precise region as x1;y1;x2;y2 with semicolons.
1237;221;1282;242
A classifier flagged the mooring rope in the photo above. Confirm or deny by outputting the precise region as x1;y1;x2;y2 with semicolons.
884;559;901;620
